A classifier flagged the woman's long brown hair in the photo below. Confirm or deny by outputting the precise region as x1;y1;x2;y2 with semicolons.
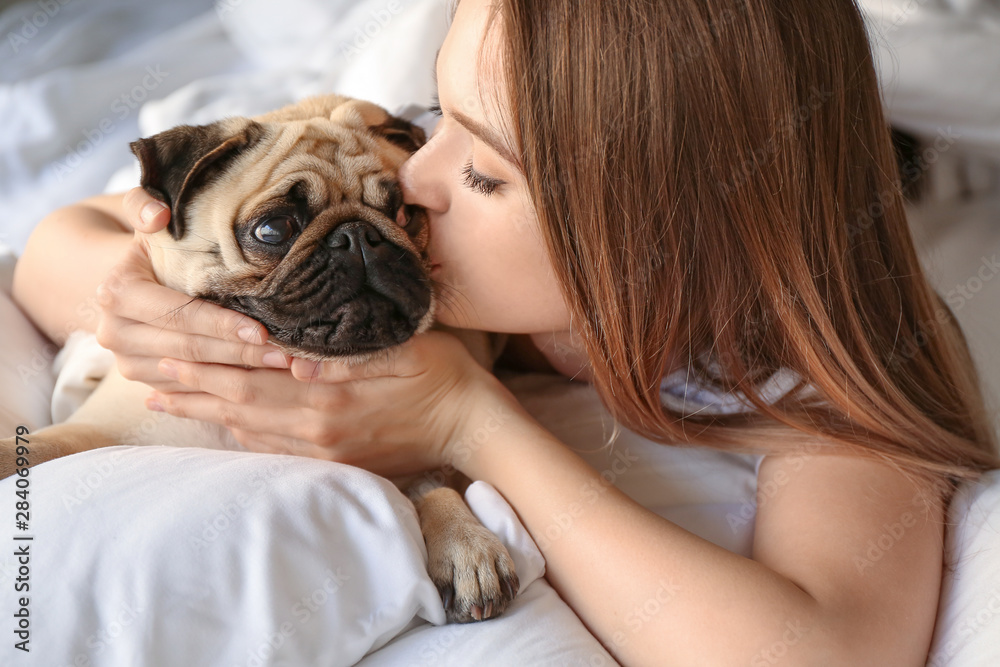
484;0;999;502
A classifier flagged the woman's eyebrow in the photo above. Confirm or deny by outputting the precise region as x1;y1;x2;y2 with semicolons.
451;110;520;168
432;49;521;169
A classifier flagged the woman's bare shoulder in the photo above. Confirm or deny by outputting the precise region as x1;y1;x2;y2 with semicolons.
752;450;946;664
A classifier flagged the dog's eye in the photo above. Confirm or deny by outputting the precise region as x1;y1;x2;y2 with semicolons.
254;216;297;245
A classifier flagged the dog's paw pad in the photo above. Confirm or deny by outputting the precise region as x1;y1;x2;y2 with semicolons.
427;522;520;624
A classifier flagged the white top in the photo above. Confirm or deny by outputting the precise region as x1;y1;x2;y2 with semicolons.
502;363;805;559
659;359;804;421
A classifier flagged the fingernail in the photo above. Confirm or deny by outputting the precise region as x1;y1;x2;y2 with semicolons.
159;360;178;379
262;350;289;368
140;201;168;227
238;327;263;344
147;395;164;412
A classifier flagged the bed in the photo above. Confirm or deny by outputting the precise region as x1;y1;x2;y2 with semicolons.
1;0;999;664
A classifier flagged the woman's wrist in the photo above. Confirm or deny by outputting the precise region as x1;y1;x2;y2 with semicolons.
445;374;562;483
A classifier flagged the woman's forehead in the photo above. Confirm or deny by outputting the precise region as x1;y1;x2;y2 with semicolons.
439;0;516;152
439;0;491;101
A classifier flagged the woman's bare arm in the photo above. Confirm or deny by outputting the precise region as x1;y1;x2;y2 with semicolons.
10;192;156;344
455;393;945;666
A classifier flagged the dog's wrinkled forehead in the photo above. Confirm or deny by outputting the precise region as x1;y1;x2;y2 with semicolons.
233;119;402;224
239;95;420;216
129;94;424;241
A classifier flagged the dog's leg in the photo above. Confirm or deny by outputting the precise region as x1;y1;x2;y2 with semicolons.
0;423;123;479
0;365;173;480
407;472;520;623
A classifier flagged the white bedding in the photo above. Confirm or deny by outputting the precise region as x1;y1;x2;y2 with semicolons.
1;0;1000;664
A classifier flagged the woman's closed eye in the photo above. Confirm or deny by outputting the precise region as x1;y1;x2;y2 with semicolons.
427;93;508;196
462;160;505;197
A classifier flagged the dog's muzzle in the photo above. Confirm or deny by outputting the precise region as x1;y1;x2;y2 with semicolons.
220;217;432;359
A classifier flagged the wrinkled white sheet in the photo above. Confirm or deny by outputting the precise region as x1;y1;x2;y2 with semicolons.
0;0;445;254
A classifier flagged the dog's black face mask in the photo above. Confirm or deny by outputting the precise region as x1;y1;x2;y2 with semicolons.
129;98;434;360
221;179;432;357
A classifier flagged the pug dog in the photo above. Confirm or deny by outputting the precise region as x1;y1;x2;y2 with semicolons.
0;94;518;624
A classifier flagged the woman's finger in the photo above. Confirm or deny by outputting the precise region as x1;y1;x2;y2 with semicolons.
150;388;310;436
98;273;268;345
122;186;170;233
157;361;323;410
114;354;202;392
108;322;287;368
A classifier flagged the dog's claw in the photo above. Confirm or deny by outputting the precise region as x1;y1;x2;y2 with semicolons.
439;583;454;611
426;522;519;624
502;575;519;602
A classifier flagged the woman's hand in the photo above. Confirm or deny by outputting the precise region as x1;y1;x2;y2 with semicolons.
95;187;291;394
107;186;524;478
148;330;519;478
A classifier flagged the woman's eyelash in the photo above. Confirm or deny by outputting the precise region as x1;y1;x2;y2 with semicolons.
427;94;442;117
462;160;504;197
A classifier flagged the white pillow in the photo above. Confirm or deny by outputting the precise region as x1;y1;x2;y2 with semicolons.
0;444;613;666
0;446;447;665
928;469;1000;666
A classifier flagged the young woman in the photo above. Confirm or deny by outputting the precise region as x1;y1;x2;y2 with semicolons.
13;0;999;663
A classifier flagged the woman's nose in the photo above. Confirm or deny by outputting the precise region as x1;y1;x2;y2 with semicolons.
398;142;449;213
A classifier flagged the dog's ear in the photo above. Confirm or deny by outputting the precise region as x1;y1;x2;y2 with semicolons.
328;99;426;154
369;116;427;153
129;119;265;239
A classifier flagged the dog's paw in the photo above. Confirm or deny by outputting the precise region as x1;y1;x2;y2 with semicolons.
427;519;520;623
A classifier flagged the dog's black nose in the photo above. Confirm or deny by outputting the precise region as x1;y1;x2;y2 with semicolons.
326;220;382;253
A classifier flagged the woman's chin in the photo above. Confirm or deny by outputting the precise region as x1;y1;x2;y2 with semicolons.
429;303;471;330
